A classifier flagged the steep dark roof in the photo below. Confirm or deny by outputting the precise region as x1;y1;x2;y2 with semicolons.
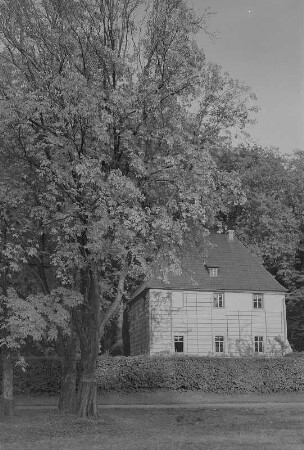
132;233;286;299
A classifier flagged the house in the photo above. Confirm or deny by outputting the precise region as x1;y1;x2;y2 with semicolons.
128;231;289;356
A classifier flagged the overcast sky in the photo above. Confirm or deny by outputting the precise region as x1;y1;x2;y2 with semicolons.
190;0;304;154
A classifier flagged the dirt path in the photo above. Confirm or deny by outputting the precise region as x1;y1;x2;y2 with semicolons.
97;390;304;406
96;401;304;409
15;391;304;410
16;402;304;410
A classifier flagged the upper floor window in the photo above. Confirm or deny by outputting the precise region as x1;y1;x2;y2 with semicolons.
213;293;224;308
209;267;218;277
253;293;264;309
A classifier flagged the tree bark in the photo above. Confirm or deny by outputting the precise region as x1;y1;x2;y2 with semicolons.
75;371;98;418
0;349;15;417
58;332;78;412
75;341;99;418
111;304;125;355
73;267;127;418
74;269;100;418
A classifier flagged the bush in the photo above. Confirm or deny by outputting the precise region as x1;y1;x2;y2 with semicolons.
1;354;304;395
0;357;62;395
96;354;304;394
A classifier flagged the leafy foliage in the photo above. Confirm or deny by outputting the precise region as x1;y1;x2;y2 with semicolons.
96;355;304;393
0;1;259;416
0;357;62;395
210;145;304;350
210;145;299;275
3;354;304;395
0;288;82;349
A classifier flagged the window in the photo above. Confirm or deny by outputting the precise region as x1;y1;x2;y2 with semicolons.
215;336;224;353
174;336;184;352
253;293;264;309
209;267;218;277
213;293;224;308
254;336;264;353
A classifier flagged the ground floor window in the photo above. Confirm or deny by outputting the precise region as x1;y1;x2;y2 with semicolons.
215;336;224;353
174;335;184;352
254;336;264;353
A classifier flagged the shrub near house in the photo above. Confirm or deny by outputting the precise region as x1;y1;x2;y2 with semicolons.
2;354;304;395
96;354;304;393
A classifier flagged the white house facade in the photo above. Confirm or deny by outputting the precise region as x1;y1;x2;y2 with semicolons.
129;231;289;357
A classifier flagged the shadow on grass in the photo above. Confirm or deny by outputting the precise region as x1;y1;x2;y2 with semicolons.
1;403;304;450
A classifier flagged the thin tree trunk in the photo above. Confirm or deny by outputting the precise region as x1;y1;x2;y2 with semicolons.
0;349;15;417
58;332;78;412
111;304;125;355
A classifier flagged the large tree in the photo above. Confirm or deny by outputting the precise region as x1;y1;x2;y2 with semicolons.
210;145;300;277
0;0;257;417
283;150;304;350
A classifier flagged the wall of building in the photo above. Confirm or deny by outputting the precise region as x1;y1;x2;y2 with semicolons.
129;292;150;356
149;289;288;356
149;290;173;354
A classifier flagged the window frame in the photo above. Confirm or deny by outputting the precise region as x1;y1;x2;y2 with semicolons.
213;292;224;308
174;335;184;353
209;267;219;277
254;336;264;353
215;336;224;353
253;293;264;310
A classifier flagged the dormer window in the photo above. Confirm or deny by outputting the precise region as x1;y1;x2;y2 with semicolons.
209;267;218;277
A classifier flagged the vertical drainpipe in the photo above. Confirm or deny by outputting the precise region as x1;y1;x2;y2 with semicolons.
283;294;288;342
210;299;213;354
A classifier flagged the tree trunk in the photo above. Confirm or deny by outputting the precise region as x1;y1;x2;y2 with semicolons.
73;266;126;418
111;304;125;355
58;332;78;412
75;371;97;418
0;350;15;417
74;269;100;418
75;346;99;418
75;335;100;418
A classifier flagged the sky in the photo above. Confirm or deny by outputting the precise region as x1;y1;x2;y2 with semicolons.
190;0;304;154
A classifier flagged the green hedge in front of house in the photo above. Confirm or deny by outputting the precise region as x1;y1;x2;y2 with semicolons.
0;357;62;395
96;354;304;394
1;354;304;395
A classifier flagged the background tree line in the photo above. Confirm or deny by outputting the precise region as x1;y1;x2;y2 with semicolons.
211;145;304;352
0;0;302;419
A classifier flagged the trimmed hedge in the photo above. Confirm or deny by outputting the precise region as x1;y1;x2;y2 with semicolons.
0;358;62;395
96;354;304;394
1;354;304;395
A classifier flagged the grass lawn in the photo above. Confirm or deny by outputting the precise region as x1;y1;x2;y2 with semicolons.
1;401;304;449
